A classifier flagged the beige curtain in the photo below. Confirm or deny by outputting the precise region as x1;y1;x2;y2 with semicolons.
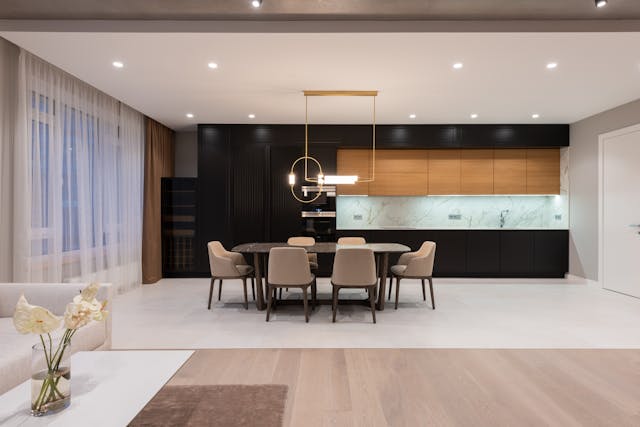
142;118;175;284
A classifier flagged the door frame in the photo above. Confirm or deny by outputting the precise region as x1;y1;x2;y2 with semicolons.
598;122;640;292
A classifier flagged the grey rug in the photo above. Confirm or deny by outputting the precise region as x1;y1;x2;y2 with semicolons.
129;384;288;427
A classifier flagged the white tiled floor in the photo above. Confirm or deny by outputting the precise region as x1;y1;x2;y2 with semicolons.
111;277;640;349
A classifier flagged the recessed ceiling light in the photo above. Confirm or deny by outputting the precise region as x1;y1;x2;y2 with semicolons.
596;0;608;8
251;0;262;8
248;114;256;119
532;113;540;119
546;62;558;69
453;62;464;70
207;62;218;69
470;113;478;119
112;61;124;68
186;113;194;119
409;114;416;119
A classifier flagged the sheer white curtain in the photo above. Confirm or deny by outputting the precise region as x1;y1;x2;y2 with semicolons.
14;50;144;293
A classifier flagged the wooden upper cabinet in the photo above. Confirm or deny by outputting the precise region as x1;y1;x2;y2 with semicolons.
428;149;461;194
493;149;527;194
460;149;494;194
369;150;428;196
336;149;372;195
337;147;560;196
526;148;560;194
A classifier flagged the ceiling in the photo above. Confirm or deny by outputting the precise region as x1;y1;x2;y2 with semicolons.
1;0;640;20
2;31;640;130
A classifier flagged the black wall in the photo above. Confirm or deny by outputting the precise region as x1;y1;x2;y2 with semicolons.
192;123;570;277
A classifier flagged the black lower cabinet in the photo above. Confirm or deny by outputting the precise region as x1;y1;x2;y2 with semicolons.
533;230;569;277
337;229;568;278
466;231;500;276
499;231;535;276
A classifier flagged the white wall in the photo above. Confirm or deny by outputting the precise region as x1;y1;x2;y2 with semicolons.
569;98;640;280
0;37;18;281
174;130;197;177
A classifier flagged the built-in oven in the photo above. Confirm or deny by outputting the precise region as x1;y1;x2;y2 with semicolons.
300;185;336;242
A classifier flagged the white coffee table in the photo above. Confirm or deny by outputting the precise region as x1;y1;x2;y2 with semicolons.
0;350;193;426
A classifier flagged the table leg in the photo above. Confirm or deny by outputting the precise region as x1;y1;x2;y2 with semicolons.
376;253;389;310
253;253;266;310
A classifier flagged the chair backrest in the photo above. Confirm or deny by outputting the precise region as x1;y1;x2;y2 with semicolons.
332;248;377;287
337;237;366;245
268;247;313;286
287;236;316;247
404;241;436;277
207;241;240;277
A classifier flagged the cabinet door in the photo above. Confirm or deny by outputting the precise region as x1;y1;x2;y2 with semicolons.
526;148;560;194
460;149;494;194
466;231;500;275
336;149;371;195
533;230;568;276
499;231;534;276
428;149;461;194
493;149;526;194
369;149;428;196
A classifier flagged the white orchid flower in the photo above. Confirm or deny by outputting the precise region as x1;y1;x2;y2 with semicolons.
13;295;61;335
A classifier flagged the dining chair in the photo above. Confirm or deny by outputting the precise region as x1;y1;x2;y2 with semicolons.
337;237;382;280
282;236;318;299
388;241;436;309
337;237;366;245
287;236;318;269
266;247;317;323
207;241;255;310
331;248;378;324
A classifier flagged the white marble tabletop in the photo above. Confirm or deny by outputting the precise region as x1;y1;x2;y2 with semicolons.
0;350;194;427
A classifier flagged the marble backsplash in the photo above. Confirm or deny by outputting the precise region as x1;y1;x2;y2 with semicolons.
336;194;569;230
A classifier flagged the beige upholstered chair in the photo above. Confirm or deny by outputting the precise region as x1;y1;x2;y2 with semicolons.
207;241;255;310
331;248;378;324
266;247;317;323
388;241;436;309
287;236;318;269
337;237;366;245
282;236;318;299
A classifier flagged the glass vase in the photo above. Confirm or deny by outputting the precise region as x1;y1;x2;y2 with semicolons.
31;343;71;416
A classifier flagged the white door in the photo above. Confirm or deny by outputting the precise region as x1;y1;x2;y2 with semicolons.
602;126;640;298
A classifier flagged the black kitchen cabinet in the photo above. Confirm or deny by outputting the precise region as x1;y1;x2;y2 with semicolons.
534;230;569;276
499;231;535;276
466;231;501;275
269;145;305;242
336;229;567;278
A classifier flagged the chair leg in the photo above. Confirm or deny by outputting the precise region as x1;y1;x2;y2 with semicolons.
251;277;256;301
369;286;377;324
388;275;393;300
332;287;339;323
428;277;435;309
218;279;223;301
266;286;273;322
208;278;215;310
312;279;317;309
279;288;282;300
242;278;249;310
421;279;427;301
303;287;309;323
395;278;401;310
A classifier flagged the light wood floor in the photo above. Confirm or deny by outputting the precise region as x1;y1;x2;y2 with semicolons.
168;349;640;427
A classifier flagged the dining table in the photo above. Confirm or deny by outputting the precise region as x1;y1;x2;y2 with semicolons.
231;242;410;311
